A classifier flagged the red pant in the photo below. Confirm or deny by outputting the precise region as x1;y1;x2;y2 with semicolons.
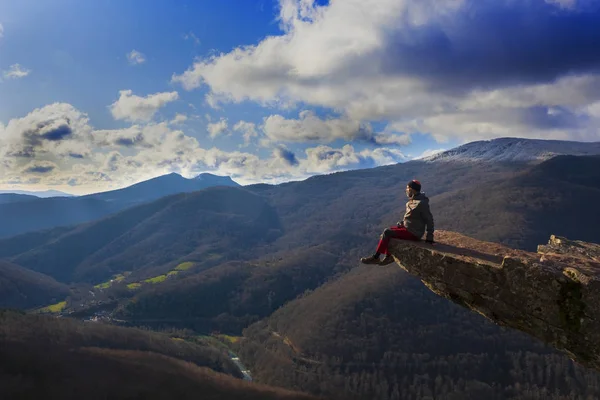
376;226;419;255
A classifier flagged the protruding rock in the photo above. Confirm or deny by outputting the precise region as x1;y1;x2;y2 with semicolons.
389;230;600;372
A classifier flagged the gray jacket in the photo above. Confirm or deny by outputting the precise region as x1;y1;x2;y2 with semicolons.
402;192;434;241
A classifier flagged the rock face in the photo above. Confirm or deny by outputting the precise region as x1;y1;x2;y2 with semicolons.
389;230;600;372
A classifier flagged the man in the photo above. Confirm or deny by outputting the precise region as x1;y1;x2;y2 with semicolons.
361;179;435;266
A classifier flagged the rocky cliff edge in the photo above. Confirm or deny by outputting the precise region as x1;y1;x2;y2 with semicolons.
389;231;600;371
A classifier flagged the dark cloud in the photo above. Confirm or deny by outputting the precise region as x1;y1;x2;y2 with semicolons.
6;147;35;158
314;149;340;161
25;164;56;174
40;124;73;141
14;119;75;159
275;147;299;166
380;0;600;91
114;133;145;147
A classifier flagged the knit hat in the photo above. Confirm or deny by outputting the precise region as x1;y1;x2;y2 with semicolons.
407;179;421;192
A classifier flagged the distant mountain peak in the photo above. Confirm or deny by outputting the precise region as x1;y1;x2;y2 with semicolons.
194;172;232;180
80;171;239;205
0;189;74;198
422;137;600;164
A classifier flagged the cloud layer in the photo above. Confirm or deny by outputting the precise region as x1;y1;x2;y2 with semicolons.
109;90;179;122
0;102;405;193
3;64;31;80
262;111;410;145
4;1;600;193
207;118;228;139
127;50;146;65
173;0;600;143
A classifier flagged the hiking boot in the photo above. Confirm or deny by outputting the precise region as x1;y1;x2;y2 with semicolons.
360;254;380;264
379;254;395;266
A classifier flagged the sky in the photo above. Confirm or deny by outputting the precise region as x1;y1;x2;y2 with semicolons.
1;0;600;194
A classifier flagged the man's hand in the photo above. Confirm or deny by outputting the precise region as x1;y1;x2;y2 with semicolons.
397;221;404;227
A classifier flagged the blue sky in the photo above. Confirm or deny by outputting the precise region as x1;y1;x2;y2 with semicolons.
0;1;282;139
1;0;599;194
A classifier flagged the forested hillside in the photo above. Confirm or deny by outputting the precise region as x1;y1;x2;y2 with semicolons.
0;310;319;400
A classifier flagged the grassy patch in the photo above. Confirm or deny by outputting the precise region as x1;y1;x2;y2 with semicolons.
175;262;195;271
94;274;125;289
39;301;67;313
219;334;242;344
144;275;167;284
127;283;142;290
167;271;179;277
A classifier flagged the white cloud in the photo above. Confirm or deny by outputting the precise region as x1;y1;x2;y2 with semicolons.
0;103;92;161
233;121;259;146
262;111;411;145
0;23;4;39
172;0;600;144
263;111;369;143
0;102;408;193
170;113;188;125
183;31;201;45
109;90;179;122
3;64;31;79
205;92;223;110
171;0;462;106
302;144;405;174
207;118;228;138
127;50;146;65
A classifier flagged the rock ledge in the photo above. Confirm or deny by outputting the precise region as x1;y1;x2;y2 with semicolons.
389;230;600;371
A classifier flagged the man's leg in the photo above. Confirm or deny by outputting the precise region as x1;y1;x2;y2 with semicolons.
376;227;418;265
361;226;417;265
376;226;417;255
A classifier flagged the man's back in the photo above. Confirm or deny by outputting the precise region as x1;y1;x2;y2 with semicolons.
403;192;434;240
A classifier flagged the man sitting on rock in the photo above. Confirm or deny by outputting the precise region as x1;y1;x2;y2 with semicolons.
361;180;435;266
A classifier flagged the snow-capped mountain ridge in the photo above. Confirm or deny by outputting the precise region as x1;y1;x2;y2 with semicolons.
423;138;600;163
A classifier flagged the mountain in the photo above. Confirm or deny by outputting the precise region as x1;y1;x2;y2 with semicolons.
424;137;600;163
1;138;593;239
0;172;240;238
4;154;598;298
2;146;600;398
83;172;239;206
0;189;73;198
0;193;38;204
5;154;598;321
0;310;317;400
7;186;282;283
0;157;517;286
236;264;600;400
115;244;344;333
429;155;600;250
0;196;122;239
0;261;70;309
